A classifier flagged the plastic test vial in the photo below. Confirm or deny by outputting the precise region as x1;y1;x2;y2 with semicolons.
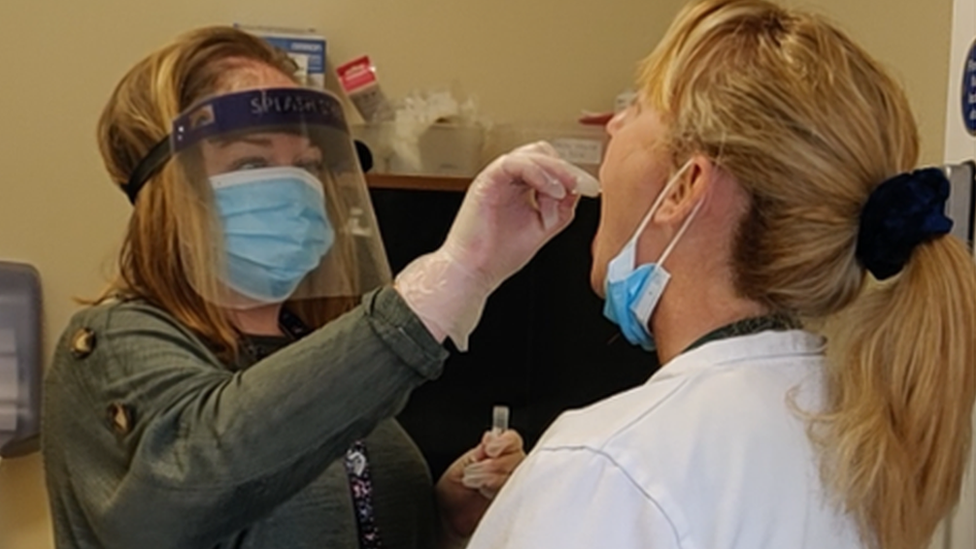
492;405;509;436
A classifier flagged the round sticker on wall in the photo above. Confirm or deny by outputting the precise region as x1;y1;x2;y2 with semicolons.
964;38;976;136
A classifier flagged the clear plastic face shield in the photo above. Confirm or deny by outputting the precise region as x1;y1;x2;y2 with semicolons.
169;88;391;309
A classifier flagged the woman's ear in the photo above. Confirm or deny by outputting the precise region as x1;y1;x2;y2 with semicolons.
654;155;713;224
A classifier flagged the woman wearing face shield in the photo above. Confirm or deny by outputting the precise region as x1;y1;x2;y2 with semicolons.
466;2;976;549
41;27;585;549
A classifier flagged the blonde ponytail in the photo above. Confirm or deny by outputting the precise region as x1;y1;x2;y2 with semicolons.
818;237;976;549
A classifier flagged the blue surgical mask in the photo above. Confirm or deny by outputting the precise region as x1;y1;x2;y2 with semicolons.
603;161;702;351
210;166;334;304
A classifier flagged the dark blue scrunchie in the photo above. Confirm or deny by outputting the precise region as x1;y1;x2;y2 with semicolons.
855;168;953;280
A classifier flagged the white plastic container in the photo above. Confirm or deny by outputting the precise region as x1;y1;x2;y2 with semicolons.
484;123;608;177
352;122;485;177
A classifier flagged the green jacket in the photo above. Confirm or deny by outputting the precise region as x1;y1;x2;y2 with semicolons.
42;288;449;549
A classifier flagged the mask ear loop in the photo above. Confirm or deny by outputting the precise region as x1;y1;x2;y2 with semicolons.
630;168;705;336
657;197;705;267
623;160;696;268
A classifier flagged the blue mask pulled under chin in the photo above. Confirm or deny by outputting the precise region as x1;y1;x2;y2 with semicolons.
602;161;702;352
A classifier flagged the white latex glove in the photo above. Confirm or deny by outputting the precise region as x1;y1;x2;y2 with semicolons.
395;141;598;350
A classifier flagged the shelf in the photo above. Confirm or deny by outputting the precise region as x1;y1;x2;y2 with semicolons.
366;173;472;192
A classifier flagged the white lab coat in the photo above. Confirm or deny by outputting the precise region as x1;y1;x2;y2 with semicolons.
467;330;863;549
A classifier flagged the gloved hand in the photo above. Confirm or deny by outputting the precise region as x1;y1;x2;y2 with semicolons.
395;141;598;349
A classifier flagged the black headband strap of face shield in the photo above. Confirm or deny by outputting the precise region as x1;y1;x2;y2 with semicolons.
123;137;173;205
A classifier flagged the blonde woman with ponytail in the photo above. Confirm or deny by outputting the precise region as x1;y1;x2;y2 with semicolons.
467;1;975;549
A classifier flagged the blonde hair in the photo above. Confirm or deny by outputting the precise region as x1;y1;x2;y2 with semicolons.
97;26;356;360
639;2;976;548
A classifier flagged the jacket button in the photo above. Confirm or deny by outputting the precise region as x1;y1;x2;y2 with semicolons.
70;328;96;359
108;403;131;435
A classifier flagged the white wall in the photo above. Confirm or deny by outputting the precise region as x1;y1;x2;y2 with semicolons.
941;0;976;547
0;0;956;547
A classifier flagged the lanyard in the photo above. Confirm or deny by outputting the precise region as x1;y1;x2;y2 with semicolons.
249;309;384;549
344;441;383;549
682;314;801;355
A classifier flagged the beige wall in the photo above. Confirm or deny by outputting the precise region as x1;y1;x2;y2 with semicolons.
0;0;953;547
